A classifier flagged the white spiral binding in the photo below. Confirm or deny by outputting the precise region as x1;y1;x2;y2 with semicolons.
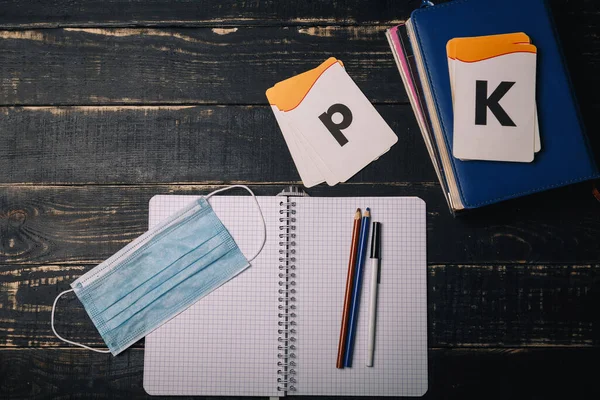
277;198;297;393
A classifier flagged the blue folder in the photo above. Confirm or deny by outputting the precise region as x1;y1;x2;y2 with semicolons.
407;0;599;210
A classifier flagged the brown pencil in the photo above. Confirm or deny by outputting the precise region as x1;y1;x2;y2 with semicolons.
336;208;362;368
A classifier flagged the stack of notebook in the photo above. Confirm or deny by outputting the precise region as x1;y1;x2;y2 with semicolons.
387;0;599;212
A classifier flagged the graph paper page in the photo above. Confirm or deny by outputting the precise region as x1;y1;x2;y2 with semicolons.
143;195;280;396
292;197;427;396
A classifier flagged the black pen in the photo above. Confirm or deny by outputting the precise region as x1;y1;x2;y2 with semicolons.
367;222;380;367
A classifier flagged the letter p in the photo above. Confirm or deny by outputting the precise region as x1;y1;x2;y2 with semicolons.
318;103;353;146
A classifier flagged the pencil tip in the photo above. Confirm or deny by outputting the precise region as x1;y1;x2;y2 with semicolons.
355;208;361;219
364;208;370;217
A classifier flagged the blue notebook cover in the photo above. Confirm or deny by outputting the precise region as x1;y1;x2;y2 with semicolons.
410;0;599;209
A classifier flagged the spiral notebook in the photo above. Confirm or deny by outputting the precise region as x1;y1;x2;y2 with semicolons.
143;192;428;397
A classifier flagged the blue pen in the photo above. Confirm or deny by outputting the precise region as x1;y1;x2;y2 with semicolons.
344;207;370;367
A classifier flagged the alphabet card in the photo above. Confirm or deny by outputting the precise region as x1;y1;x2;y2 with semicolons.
266;58;398;187
447;33;539;163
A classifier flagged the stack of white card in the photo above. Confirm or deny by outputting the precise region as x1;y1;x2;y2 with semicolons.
448;33;540;163
266;58;398;187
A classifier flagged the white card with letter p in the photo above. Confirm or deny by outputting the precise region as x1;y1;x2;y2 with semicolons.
287;62;397;182
451;40;537;163
267;58;398;185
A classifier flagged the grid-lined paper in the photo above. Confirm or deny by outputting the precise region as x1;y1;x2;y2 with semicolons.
143;195;427;397
143;195;281;396
292;197;427;397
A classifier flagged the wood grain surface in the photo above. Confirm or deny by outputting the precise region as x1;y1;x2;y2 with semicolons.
0;0;416;28
1;184;600;266
0;26;407;105
0;0;599;398
0;106;431;183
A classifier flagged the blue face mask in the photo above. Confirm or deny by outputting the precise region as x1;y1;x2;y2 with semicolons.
51;185;266;355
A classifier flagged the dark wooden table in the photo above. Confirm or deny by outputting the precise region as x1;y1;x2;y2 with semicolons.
0;1;599;399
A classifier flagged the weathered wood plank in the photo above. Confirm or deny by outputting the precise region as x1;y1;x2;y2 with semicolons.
0;0;417;29
429;264;599;347
0;26;407;105
1;184;600;266
0;105;434;184
0;262;597;348
0;348;598;399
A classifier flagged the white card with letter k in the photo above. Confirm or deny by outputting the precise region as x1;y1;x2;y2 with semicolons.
451;40;537;163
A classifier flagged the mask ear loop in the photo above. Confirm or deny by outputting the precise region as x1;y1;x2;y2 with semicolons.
204;185;267;262
51;288;111;353
50;184;265;353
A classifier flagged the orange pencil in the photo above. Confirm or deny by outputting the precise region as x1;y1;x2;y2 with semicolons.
336;208;362;368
